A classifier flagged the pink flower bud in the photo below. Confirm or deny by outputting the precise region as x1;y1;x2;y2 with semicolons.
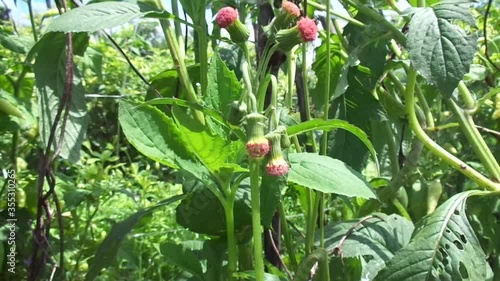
282;1;301;18
216;7;238;28
246;137;270;159
297;18;318;42
265;158;289;177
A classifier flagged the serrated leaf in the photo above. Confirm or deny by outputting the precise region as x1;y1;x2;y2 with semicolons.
375;190;493;281
205;53;242;117
288;153;377;199
85;194;187;281
118;100;215;187
407;2;478;98
46;2;162;33
320;214;414;279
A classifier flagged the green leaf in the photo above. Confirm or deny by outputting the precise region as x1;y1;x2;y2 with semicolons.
34;32;90;163
321;214;414;279
46;2;163;33
172;105;243;173
146;65;201;101
175;184;252;238
160;242;204;279
375;190;493;281
288;153;377;199
287;119;379;169
118;100;215;187
85;194;187;281
0;33;34;54
407;2;478;98
205;53;242;117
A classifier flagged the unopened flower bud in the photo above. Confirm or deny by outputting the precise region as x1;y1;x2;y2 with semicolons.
245;113;269;159
275;125;291;149
275;17;318;52
265;133;289;176
263;1;301;36
216;7;250;43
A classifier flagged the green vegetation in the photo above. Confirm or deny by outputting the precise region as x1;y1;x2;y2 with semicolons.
0;0;499;280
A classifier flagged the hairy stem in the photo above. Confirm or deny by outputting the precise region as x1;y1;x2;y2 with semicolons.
250;160;265;281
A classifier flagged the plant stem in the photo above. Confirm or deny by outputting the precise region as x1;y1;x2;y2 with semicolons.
305;189;315;255
27;0;38;41
279;201;298;271
159;19;205;124
384;121;400;175
238;242;254;271
446;98;500;182
457;81;476;110
404;67;500;192
249;160;265;281
308;0;365;27
224;198;238;280
286;50;296;109
171;0;184;56
197;0;209;96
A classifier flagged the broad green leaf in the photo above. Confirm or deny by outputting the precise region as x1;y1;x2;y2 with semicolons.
160;242;204;279
172;106;244;173
47;2;161;33
287;119;379;169
0;33;34;54
176;184;252;238
118;100;215;187
375;190;493;281
320;214;414;279
205;53;242;117
287;153;377;199
85;194;187;281
146;65;201;101
143;97;246;140
34;32;89;163
260;172;285;228
407;2;478;98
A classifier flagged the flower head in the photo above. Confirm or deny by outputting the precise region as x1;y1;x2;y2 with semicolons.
275;17;318;52
216;7;238;28
266;158;289;177
282;1;301;18
263;1;301;37
216;6;250;43
297;18;318;41
246;138;270;159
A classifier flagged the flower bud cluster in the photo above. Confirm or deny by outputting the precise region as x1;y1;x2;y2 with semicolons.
216;2;317;50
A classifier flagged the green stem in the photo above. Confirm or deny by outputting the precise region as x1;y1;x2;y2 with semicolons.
305;189;316;255
384;121;400;175
197;0;208;96
224;198;238;280
159;19;204;123
257;74;272;113
308;0;365;27
279;201;298;271
249;160;265;281
446;99;500;182
286;51;296;109
301;43;318;152
405;67;500;192
171;0;184;56
457;81;476;110
333;19;349;51
415;86;435;128
27;0;38;41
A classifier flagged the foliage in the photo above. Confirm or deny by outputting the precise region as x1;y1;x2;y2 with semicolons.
0;0;499;280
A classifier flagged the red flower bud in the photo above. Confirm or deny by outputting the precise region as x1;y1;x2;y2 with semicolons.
297;18;318;42
246;138;270;159
265;158;289;177
282;1;301;18
216;7;238;28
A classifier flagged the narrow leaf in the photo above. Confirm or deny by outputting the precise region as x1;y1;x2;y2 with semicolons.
160;242;204;279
